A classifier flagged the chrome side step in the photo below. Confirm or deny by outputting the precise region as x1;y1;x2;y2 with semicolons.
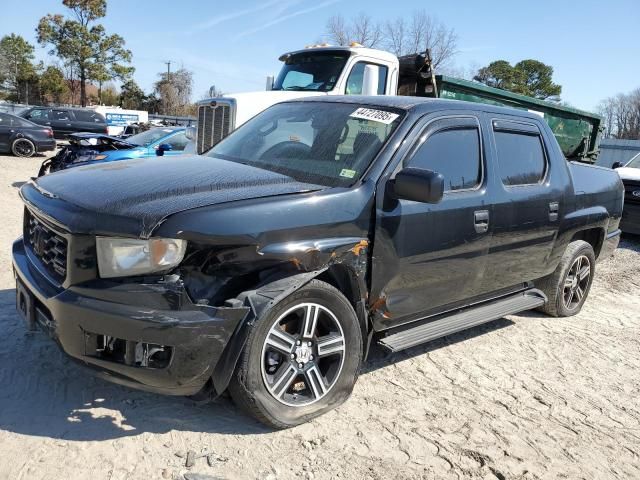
378;289;547;353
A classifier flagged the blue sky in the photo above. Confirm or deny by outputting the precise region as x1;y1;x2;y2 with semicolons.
1;0;638;111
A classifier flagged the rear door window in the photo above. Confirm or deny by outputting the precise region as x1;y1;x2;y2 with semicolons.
406;118;482;192
52;109;71;121
493;121;547;186
74;110;105;123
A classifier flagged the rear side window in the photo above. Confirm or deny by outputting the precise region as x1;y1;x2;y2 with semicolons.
407;126;482;191
75;110;105;123
52;109;71;121
494;129;547;186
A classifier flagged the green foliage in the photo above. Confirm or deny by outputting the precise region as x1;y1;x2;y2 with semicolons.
119;79;146;110
474;59;562;100
0;34;37;101
39;65;69;103
37;0;133;106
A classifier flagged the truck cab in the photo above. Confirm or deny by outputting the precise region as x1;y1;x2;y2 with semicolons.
194;45;398;154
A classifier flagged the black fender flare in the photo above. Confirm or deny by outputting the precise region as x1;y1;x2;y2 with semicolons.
210;271;322;396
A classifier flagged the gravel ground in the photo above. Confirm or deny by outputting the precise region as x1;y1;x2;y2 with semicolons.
0;153;639;480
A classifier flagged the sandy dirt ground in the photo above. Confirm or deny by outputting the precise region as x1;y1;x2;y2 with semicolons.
0;153;639;480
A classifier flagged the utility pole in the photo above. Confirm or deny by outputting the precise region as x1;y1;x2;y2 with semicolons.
164;61;171;82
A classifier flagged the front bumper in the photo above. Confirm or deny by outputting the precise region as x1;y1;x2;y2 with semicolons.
12;238;249;396
621;203;640;235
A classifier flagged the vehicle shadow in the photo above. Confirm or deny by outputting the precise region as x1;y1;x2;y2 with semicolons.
0;283;515;441
0;288;270;440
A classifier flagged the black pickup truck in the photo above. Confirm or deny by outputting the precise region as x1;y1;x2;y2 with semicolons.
13;96;623;428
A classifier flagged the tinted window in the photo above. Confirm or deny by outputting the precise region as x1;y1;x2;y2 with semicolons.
74;110;104;122
346;62;388;95
52;110;71;121
164;131;188;151
26;109;48;120
408;127;482;191
494;131;546;185
0;113;10;126
12;116;36;128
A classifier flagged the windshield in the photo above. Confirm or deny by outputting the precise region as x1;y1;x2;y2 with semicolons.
272;52;350;92
207;102;403;187
627;154;640;168
127;128;175;146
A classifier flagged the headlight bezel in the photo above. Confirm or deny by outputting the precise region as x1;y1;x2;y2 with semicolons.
96;236;187;279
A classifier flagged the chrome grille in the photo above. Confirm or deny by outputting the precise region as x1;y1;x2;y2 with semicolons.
196;102;232;154
24;209;68;283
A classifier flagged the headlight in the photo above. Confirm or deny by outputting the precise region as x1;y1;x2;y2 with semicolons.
96;237;187;278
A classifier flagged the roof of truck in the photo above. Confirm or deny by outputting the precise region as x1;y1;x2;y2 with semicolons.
280;46;398;64
288;95;553;121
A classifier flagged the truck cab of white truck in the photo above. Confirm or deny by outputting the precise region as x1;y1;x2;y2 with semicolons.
194;44;400;154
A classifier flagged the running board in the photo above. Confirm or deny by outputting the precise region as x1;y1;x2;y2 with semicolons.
378;289;547;353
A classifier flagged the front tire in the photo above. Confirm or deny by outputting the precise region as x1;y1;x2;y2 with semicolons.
228;279;363;429
12;138;36;158
536;240;595;317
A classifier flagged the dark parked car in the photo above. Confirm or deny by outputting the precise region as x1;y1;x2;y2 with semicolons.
13;97;623;428
19;107;107;139
0;112;56;157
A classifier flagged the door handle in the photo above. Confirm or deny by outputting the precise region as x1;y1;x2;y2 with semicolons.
549;202;559;222
474;210;489;234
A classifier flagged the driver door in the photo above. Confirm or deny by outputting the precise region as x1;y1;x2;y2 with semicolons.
370;114;493;330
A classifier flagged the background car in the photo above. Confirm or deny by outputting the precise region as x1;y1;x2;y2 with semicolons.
19;107;107;139
0;112;56;157
39;126;189;175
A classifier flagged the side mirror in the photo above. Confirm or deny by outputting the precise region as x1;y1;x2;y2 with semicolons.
611;161;624;169
156;143;173;156
185;126;196;141
389;167;444;204
265;75;274;91
361;64;380;96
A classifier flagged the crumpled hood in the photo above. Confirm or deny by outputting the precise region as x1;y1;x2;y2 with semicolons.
27;155;322;237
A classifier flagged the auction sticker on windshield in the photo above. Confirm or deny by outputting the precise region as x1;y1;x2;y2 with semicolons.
350;108;399;125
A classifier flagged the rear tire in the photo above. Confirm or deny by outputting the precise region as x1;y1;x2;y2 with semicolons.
228;279;362;429
536;240;595;317
12;138;36;158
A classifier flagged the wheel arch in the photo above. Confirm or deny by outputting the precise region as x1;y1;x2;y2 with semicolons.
208;265;370;398
569;227;605;259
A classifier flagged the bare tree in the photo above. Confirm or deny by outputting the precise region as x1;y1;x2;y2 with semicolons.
597;88;640;139
350;13;383;48
326;15;350;46
382;11;458;69
325;13;382;48
384;18;406;56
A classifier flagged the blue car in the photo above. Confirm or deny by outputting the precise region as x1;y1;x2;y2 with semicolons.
39;127;189;175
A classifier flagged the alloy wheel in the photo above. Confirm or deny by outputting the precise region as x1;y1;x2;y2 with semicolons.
13;139;34;157
562;255;591;311
261;302;346;407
